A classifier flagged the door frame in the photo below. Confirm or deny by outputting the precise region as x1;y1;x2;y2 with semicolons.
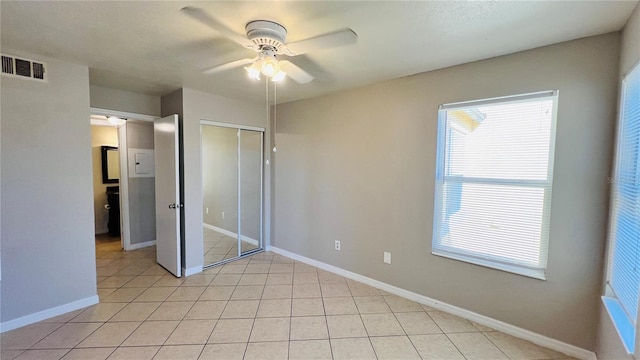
90;107;158;250
200;120;265;268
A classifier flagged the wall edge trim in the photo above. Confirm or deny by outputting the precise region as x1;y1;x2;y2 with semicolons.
90;107;157;122
183;266;202;277
128;240;156;250
203;223;259;246
0;295;99;333
269;246;597;360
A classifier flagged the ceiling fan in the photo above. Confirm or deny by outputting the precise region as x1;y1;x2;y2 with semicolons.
181;6;358;84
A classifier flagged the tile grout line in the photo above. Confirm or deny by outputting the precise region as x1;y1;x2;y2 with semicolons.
411;307;455;359
99;249;163;352
350;280;383;360
480;331;517;360
236;260;257;351
92;244;170;354
319;281;336;360
383;295;424;359
442;332;475;360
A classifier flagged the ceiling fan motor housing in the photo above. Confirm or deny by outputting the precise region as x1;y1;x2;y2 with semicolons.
245;20;287;52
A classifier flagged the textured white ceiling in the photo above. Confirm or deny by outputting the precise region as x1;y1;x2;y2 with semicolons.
1;1;637;104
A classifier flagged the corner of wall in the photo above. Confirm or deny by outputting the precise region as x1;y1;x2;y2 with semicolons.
160;88;184;118
620;2;640;76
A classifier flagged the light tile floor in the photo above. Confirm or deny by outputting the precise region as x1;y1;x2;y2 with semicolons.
203;227;259;266
0;238;578;360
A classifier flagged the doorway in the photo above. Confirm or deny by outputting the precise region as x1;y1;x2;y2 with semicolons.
201;121;264;268
90;120;122;251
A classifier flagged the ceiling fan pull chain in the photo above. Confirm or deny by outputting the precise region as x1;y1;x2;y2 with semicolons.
273;80;277;153
265;77;272;165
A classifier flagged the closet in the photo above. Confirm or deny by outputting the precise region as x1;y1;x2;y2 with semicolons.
201;121;264;267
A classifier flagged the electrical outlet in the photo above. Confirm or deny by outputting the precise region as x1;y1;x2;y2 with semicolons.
222;211;226;219
334;240;341;251
206;207;209;214
384;252;391;264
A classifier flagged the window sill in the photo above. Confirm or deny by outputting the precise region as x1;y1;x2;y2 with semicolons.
432;249;546;280
602;296;635;355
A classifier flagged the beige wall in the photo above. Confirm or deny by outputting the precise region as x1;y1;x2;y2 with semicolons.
273;33;620;350
91;126;119;234
162;88;267;273
90;85;161;117
126;121;156;246
1;54;96;324
595;3;640;360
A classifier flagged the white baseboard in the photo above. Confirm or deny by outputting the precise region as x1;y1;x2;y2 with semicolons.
203;223;259;246
126;240;156;251
183;266;202;277
269;246;597;360
0;295;99;333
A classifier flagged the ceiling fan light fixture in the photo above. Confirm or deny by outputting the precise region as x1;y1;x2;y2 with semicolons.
260;55;279;77
244;62;261;80
271;70;286;82
187;10;354;85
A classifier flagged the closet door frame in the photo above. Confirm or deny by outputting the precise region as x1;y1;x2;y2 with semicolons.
238;128;264;256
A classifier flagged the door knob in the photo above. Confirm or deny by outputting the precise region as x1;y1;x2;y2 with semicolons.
169;204;176;209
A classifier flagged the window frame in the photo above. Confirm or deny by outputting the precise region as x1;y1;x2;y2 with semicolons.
602;61;640;355
431;90;559;280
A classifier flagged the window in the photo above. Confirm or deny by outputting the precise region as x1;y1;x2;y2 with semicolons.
432;91;558;280
603;62;640;354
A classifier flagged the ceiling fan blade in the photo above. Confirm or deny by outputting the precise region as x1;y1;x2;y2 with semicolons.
283;28;357;56
279;60;314;84
203;58;256;74
181;6;255;49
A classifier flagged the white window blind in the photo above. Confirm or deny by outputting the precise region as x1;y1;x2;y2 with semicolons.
432;91;558;280
603;62;640;354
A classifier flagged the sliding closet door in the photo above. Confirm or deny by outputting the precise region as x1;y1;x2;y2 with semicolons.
239;130;263;255
201;122;264;268
202;125;239;267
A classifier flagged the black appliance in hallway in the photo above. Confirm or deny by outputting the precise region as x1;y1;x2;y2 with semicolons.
106;186;120;236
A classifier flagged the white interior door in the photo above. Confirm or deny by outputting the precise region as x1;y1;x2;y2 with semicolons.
154;114;181;277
